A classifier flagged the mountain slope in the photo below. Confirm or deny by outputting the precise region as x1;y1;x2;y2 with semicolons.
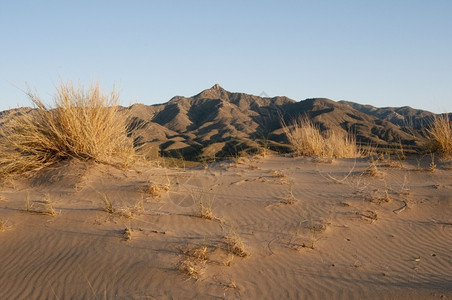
128;85;428;159
339;100;435;128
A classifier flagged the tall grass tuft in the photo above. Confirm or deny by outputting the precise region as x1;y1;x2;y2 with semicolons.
282;116;361;158
0;81;135;176
427;114;452;157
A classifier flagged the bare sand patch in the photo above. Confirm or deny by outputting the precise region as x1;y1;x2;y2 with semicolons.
0;155;451;299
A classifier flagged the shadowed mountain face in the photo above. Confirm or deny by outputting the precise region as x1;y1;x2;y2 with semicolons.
338;101;436;129
127;85;432;159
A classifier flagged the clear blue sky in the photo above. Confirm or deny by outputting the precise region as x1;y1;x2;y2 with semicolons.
1;0;451;113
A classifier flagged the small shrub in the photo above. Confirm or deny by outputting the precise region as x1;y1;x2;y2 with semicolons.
178;259;203;280
199;200;215;220
280;183;296;205
123;225;132;241
143;182;170;199
282;116;361;158
427;114;452;157
0;81;135;176
428;153;437;173
0;218;8;232
365;158;382;177
226;230;248;257
101;194;115;214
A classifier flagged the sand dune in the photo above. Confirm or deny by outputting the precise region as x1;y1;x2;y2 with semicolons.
1;155;451;299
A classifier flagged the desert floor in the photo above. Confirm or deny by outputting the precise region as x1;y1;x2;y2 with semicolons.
0;155;451;299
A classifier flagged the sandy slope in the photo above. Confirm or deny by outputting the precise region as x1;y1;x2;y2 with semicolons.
0;155;451;299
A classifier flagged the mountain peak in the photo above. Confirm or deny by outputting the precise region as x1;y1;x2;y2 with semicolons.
195;84;229;100
211;83;223;90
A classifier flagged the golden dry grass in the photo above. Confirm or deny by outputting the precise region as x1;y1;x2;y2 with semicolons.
0;81;135;177
0;218;8;232
427;114;452;157
282;116;361;158
226;230;248;257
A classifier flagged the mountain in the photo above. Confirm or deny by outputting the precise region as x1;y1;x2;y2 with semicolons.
127;85;428;159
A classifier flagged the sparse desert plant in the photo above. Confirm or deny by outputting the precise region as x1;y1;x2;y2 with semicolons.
227;280;237;289
181;243;209;262
144;183;170;199
100;193;115;214
116;199;144;218
192;245;208;261
143;173;171;199
365;157;381;177
226;229;248;257
280;182;296;205
189;188;218;221
257;136;271;157
99;192;144;218
0;218;9;232
291;218;319;250
24;192;57;215
178;243;209;280
178;258;203;280
223;253;234;267
428;152;437;172
123;224;133;241
26;196;58;216
122;225;133;241
272;170;286;178
199;199;215;220
282;116;361;158
427;114;452;157
0;81;135;177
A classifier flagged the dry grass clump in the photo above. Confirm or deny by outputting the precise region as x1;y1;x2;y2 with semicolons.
0;81;135;177
428;153;437;173
290;218;324;250
143;183;170;199
427;114;452;157
364;158;383;177
280;183;296;205
226;230;248;257
24;192;57;216
178;245;209;280
123;224;133;241
101;194;115;214
199;200;215;220
99;193;144;218
282;116;361;158
26;199;57;216
189;188;218;221
178;258;204;280
0;218;9;232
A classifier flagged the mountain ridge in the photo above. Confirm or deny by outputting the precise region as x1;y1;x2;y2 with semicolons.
127;85;434;159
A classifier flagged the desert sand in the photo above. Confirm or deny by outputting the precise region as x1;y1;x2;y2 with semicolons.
0;154;451;299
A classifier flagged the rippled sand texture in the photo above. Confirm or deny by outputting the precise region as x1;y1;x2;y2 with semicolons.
0;156;451;299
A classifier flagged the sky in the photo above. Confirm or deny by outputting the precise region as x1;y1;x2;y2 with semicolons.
1;0;451;113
